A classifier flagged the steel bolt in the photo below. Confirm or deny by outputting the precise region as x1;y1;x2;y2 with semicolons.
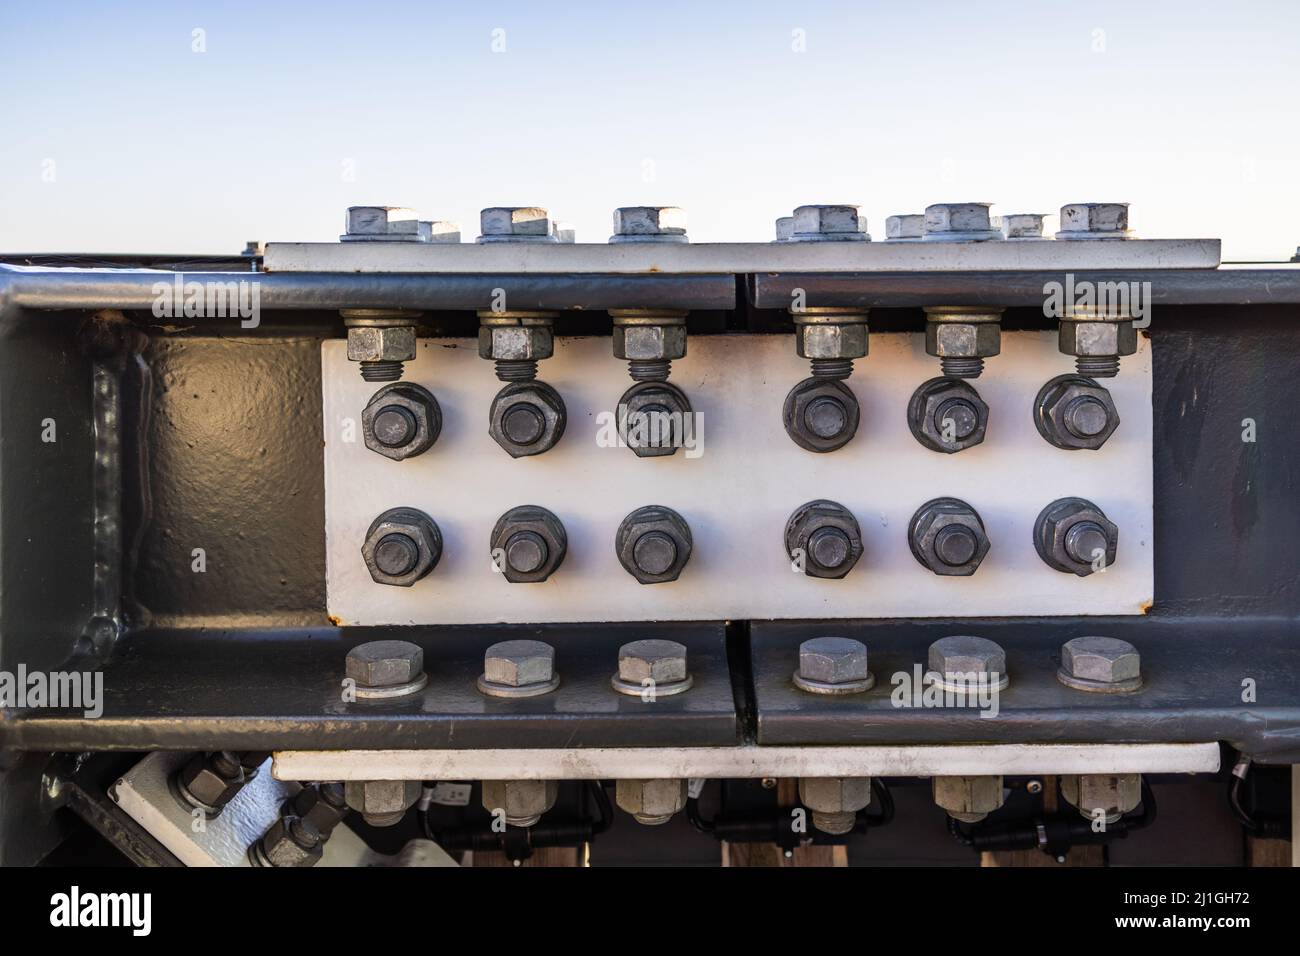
174;751;246;815
361;508;442;587
908;497;991;576
362;382;442;460
477;206;556;243
933;776;1005;823
923;203;1000;242
478;639;560;698
289;782;349;836
1058;636;1142;693
783;377;861;453
785;499;864;579
610;206;688;243
790;205;870;242
793;636;873;695
616;779;688;825
345;639;428;700
1033;497;1119;576
616;506;693;585
489;505;567;583
923;307;1002;378
1034;374;1121;450
927;635;1009;691
344;779;422;828
907;377;990;453
774;216;794;241
1000;213;1046;240
1059;774;1142;823
1055;203;1132;240
798;777;872;835
481;779;559;828
613;638;692;697
885;214;925;241
249;814;323;867
342;309;420;382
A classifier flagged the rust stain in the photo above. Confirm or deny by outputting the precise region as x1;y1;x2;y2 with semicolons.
1140;600;1153;614
328;614;342;626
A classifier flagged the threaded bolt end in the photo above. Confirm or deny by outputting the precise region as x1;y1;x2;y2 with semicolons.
810;357;854;380
811;810;856;835
629;359;672;382
360;360;404;382
495;359;539;382
939;356;984;378
1076;355;1121;377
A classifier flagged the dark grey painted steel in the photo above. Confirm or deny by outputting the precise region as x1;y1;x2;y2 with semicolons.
3;624;739;751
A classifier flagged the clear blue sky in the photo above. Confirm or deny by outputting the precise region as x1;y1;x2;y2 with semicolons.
2;1;1297;258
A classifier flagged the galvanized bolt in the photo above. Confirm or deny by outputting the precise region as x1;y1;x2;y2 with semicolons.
289;782;349;836
790;204;870;242
361;508;442;587
785;500;864;579
907;377;990;454
610;206;688;243
616;506;693;585
249;814;323;867
933;776;1005;823
1055;203;1132;240
1058;636;1142;693
1032;497;1119;576
345;639;428;699
616;779;688;825
477;206;557;243
344;779;422;828
612;638;692;697
798;777;872;835
774;216;794;241
885;214;925;241
478;639;560;698
342;309;421;383
340;206;426;242
908;498;991;576
174;751;246;815
610;309;688;383
490;505;567;583
481;779;559;828
1059;774;1142;823
361;382;442;460
923;306;1003;378
923;203;1000;242
1058;311;1137;378
1034;374;1121;450
1000;213;1046;240
927;635;1009;691
793;636;873;695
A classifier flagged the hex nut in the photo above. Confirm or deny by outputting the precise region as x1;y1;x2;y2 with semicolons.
344;779;421;827
347;325;417;364
885;214;925;240
1059;774;1142;822
924;313;1002;362
923;203;999;241
790;204;870;241
175;751;245;814
361;508;442;587
1058;636;1142;693
488;381;567;458
908;497;991;577
490;506;567;583
616;507;693;584
615;779;688;824
343;206;420;238
617;638;689;686
784;377;860;453
927;635;1009;691
1033;497;1118;576
289;782;349;836
478;323;554;363
618;381;693;458
775;216;795;241
1034;374;1121;450
933;776;1005;823
362;382;442;461
907;377;989;454
478;206;554;241
1000;214;1046;239
1059;320;1138;358
612;323;687;362
798;777;872;834
481;779;559;827
610;206;688;242
252;816;323;867
1055;203;1131;239
794;636;874;694
479;639;560;698
785;499;864;580
346;639;425;691
795;322;870;362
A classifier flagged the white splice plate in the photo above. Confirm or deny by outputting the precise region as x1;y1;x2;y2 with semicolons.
323;332;1153;624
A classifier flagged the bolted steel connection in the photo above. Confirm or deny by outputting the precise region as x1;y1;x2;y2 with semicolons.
789;205;870;242
792;307;870;380
610;309;687;383
490;505;567;583
923;203;1001;242
345;639;428;699
616;506;693;584
1059;774;1142;824
477;206;557;243
927;635;1009;692
340;206;429;243
798;777;872;835
907;377;990;454
610;206;689;243
933;776;1005;823
783;305;868;453
342;309;421;383
344;779;422;828
908;497;991;576
288;782;349;836
478;639;560;698
1055;202;1132;240
1032;497;1118;576
923;306;1003;379
1034;374;1121;450
612;638;693;697
361;507;442;587
1058;635;1142;693
785;499;864;580
173;750;247;816
249;814;323;867
362;382;442;461
616;779;688;825
793;636;874;695
1058;311;1137;378
482;779;559;828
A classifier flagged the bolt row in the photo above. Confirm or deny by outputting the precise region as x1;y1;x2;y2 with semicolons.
361;495;1118;589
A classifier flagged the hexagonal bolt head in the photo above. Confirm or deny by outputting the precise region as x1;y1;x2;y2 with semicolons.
362;382;441;461
1058;319;1137;378
344;206;420;238
478;323;554;366
886;214;925;240
610;206;688;243
253;815;323;867
1059;636;1142;691
481;779;559;828
774;216;794;241
489;380;567;458
1059;774;1142;823
616;507;693;584
1056;203;1131;239
346;325;417;383
346;639;424;691
923;203;999;240
795;321;869;365
791;204;870;242
361;508;442;586
927;635;1008;688
1034;374;1120;450
490;506;567;583
1033;497;1118;576
175;751;245;814
933;776;1005;824
478;206;554;242
798;777;872;835
618;639;689;686
798;636;870;685
907;378;990;454
290;782;349;836
613;323;687;364
785;499;864;579
924;309;1002;378
483;639;556;688
344;779;422;828
616;779;688;825
1001;213;1046;239
618;381;694;458
908;497;991;576
783;377;860;453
